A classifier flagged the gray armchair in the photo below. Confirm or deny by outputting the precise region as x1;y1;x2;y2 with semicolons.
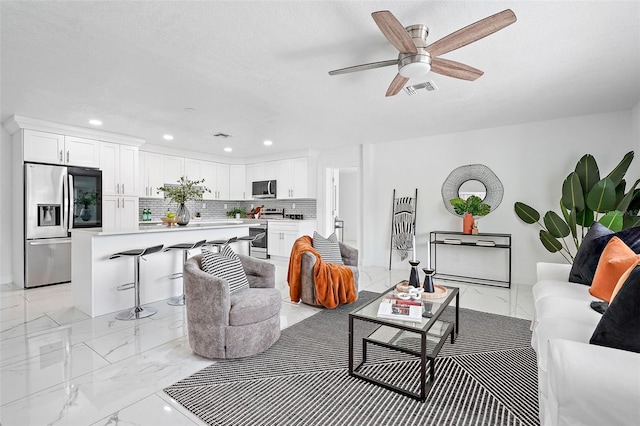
300;241;359;307
183;254;281;359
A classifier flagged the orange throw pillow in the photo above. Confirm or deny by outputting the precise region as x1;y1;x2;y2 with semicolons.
589;236;640;302
609;258;640;303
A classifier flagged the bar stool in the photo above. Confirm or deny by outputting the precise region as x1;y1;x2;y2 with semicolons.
163;239;206;306
204;236;238;253
109;244;164;320
237;232;266;256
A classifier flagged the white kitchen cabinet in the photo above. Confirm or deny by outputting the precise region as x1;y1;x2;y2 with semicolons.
216;163;230;200
200;161;216;200
252;163;266;181
229;164;246;200
162;155;184;186
184;158;202;181
100;142;138;197
138;152;164;198
199;161;228;200
276;157;315;199
245;163;256;199
22;130;100;168
139;153;183;197
267;220;317;258
265;161;279;181
102;196;139;231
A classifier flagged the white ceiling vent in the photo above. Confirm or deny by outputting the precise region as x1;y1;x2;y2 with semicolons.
213;133;232;138
405;80;438;96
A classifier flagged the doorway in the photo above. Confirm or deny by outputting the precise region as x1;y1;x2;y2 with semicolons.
325;167;358;249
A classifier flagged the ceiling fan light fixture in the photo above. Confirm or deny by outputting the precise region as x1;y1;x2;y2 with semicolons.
399;61;431;78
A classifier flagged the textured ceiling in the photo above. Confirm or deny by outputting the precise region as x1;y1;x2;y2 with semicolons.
2;1;639;158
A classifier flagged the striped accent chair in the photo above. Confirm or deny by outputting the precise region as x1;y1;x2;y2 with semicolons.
183;252;281;359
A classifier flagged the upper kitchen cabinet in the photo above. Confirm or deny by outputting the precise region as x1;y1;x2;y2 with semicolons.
22;130;100;168
229;164;246;200
100;142;138;197
276;157;316;199
201;162;229;200
184;158;203;181
138;151;164;198
162;156;184;186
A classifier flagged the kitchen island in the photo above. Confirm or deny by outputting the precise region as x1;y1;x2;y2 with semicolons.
71;221;251;317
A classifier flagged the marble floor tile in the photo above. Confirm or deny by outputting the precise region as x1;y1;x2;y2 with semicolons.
45;306;92;326
0;337;212;426
0;259;535;426
456;284;513;316
1;314;61;340
91;394;199;426
1;342;111;406
84;312;187;363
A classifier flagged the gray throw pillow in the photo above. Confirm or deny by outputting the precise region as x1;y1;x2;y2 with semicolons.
201;244;250;293
312;231;344;265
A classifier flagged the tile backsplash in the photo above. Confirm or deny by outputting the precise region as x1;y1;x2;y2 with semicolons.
139;198;316;222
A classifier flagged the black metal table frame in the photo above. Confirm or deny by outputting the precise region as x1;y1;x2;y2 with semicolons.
348;286;459;402
430;231;512;288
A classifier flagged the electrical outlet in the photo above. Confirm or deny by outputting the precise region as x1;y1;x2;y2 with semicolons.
292;203;295;209
224;204;227;209
251;204;254;209
203;203;207;209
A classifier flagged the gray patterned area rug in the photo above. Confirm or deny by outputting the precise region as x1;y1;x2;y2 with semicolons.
165;291;539;426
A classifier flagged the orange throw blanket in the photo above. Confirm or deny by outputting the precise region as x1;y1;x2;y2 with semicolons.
287;235;357;309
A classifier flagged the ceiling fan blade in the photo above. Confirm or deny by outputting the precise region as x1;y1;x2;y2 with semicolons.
426;9;516;57
328;59;397;76
386;73;409;97
431;58;484;81
372;11;418;54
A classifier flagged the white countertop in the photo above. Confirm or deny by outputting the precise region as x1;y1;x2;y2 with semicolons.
73;221;252;236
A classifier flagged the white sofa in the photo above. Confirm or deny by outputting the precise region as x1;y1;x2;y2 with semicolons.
531;262;640;426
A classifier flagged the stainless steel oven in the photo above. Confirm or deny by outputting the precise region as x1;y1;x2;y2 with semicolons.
248;224;268;259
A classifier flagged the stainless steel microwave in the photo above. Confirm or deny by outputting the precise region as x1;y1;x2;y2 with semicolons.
252;180;276;199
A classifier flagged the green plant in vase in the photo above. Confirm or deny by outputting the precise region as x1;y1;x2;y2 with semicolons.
226;207;246;219
76;190;97;221
449;195;491;234
158;176;211;226
514;151;640;263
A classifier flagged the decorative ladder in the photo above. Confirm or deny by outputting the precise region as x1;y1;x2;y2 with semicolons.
389;188;417;270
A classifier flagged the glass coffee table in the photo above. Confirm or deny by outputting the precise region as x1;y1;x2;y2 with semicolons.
348;284;459;402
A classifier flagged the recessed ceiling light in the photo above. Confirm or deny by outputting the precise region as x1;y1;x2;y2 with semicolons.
184;107;196;112
163;134;174;141
224;147;232;152
263;140;273;146
89;119;102;126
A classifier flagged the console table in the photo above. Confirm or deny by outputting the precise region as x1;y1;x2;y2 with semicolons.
429;231;512;288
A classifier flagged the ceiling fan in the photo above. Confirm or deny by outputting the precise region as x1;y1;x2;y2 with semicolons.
328;9;517;97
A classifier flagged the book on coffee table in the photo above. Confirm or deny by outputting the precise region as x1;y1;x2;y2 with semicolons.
377;299;423;322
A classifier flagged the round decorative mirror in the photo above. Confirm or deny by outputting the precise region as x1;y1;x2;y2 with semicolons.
441;164;504;216
458;179;487;200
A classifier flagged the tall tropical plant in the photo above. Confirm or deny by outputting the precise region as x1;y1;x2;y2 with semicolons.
515;151;640;263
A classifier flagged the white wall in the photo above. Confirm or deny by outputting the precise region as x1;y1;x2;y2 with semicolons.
0;127;12;284
633;101;640;154
357;109;638;286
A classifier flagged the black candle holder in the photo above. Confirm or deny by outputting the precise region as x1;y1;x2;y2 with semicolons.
422;268;435;293
408;260;421;288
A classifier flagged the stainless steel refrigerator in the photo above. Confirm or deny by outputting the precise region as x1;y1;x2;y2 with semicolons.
24;163;102;288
